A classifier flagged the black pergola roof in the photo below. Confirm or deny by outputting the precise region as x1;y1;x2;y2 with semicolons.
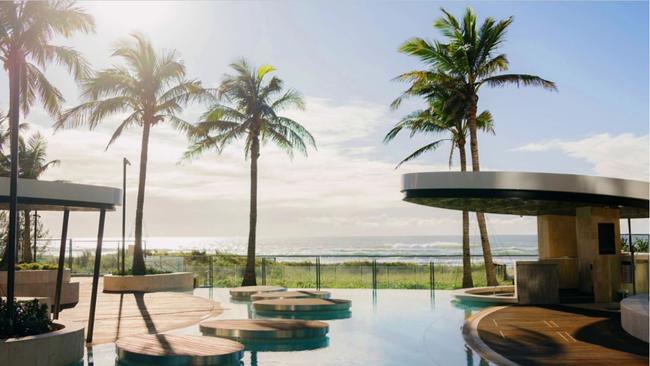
402;172;649;218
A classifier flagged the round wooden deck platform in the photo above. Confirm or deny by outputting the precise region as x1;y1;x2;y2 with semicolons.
199;319;329;341
250;290;331;301
252;298;351;313
229;285;286;300
116;334;244;366
465;305;649;366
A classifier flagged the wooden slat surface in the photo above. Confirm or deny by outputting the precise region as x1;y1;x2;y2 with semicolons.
116;334;244;356
250;290;331;301
477;305;649;365
59;277;223;345
201;319;328;331
229;285;287;300
255;298;345;306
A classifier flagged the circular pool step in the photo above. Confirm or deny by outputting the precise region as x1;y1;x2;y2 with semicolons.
200;319;329;341
116;334;243;366
250;290;331;301
252;298;351;313
229;285;286;300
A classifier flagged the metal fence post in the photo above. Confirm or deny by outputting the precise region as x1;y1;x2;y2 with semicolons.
68;239;73;271
209;256;214;287
315;257;321;290
372;259;377;290
429;261;435;291
261;258;267;285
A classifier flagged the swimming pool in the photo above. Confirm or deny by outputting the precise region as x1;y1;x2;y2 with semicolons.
83;288;494;366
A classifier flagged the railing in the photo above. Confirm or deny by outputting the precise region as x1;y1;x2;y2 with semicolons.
146;254;525;290
31;234;648;290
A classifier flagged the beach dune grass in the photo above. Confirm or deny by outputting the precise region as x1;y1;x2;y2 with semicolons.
35;252;511;290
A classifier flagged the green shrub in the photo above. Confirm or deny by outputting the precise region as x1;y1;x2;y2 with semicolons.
16;263;58;271
0;299;53;338
111;268;172;275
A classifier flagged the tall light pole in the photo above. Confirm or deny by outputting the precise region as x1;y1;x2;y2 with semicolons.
122;158;130;275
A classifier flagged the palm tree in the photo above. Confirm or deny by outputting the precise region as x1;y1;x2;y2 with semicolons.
55;33;206;275
184;59;316;286
399;7;556;285
0;0;94;269
385;91;494;288
18;133;60;262
0;131;60;262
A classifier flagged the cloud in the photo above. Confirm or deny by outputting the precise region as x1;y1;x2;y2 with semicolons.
514;133;649;181
30;97;468;237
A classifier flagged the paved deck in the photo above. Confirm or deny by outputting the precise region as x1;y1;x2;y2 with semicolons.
59;277;223;345
470;305;649;365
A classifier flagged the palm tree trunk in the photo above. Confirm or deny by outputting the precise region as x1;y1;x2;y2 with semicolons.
468;94;497;286
132;121;151;276
22;210;32;263
242;137;259;286
0;49;21;271
458;140;473;288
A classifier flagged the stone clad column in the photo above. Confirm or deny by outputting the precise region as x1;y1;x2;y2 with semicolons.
575;207;622;302
537;215;578;289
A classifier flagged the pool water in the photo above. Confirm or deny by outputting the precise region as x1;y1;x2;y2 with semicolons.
83;288;495;366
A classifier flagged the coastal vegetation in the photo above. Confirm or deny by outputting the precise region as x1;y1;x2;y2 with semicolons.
184;60;316;286
391;7;556;286
55;33;207;275
34;249;513;290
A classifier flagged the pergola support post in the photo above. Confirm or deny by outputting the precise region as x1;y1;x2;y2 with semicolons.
627;218;636;295
86;208;106;344
53;209;70;319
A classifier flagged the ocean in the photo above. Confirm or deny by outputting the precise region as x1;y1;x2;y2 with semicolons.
48;235;542;265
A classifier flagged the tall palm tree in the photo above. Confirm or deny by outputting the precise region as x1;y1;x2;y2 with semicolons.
399;7;556;285
0;131;60;262
0;0;94;269
385;92;494;288
55;33;206;275
184;59;316;286
18;132;59;262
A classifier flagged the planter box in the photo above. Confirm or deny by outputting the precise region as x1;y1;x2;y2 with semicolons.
103;272;193;293
0;270;79;308
0;322;84;366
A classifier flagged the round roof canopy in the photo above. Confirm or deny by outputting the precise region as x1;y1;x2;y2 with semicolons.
402;172;649;219
0;177;122;211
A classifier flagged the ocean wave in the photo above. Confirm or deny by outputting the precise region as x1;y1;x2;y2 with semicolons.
388;242;462;249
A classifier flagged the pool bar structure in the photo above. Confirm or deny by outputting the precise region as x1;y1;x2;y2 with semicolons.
402;171;649;305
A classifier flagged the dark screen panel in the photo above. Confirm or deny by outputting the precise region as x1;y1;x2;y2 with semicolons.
598;223;616;255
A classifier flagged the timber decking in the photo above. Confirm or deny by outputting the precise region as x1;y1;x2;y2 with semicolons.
116;334;243;365
475;305;649;365
59;277;223;345
250;290;331;301
229;285;286;300
252;298;351;313
199;319;329;340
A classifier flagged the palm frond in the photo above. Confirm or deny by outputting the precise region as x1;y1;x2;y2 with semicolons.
481;74;557;91
395;139;449;169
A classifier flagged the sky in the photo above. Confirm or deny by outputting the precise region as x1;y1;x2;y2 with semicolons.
1;1;648;239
